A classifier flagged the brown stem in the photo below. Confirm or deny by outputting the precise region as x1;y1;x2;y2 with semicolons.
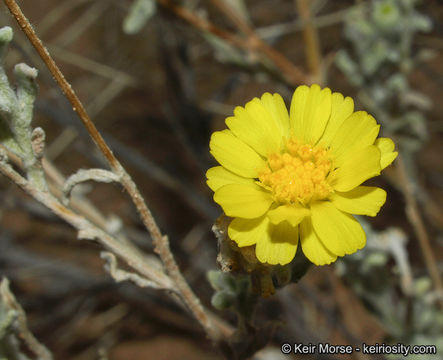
4;0;116;168
209;0;256;38
3;0;224;341
157;0;309;85
1;278;53;360
396;153;443;299
296;0;323;84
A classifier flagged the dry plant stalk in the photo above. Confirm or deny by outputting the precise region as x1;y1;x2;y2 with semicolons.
156;0;310;85
296;0;323;84
2;0;231;343
396;153;443;296
0;277;52;360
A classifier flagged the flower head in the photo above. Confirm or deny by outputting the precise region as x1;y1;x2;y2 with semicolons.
207;85;397;266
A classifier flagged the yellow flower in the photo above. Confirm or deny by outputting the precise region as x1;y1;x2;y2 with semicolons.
207;85;397;266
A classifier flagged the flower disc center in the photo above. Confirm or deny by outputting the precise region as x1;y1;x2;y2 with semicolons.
259;137;333;205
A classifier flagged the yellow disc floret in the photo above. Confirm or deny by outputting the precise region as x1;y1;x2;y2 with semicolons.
259;137;333;205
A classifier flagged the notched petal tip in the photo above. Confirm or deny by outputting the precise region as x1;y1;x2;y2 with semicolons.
290;84;333;144
310;201;366;257
375;137;398;169
255;221;299;265
260;92;273;100
331;145;381;192
228;96;284;157
299;218;338;265
311;256;337;266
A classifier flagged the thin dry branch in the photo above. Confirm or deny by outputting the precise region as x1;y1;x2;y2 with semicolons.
1;277;53;360
396;153;443;299
3;0;225;341
210;0;310;85
2;144;125;236
296;0;323;84
157;0;309;85
209;0;256;39
0;151;174;292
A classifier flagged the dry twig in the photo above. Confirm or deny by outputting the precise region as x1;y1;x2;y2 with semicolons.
3;0;227;341
0;149;174;291
0;277;53;360
295;0;323;84
396;153;443;300
156;0;309;85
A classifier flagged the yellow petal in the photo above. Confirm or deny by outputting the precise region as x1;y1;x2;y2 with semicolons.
227;98;282;157
228;216;269;247
210;130;266;178
380;152;398;170
376;137;395;152
320;92;354;146
300;217;337;265
206;166;254;192
290;84;332;144
329;186;387;217
259;92;290;138
267;204;310;226
331;145;381;192
330;111;380;166
375;137;398;169
311;201;366;257
255;221;298;265
290;85;309;138
214;183;273;219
